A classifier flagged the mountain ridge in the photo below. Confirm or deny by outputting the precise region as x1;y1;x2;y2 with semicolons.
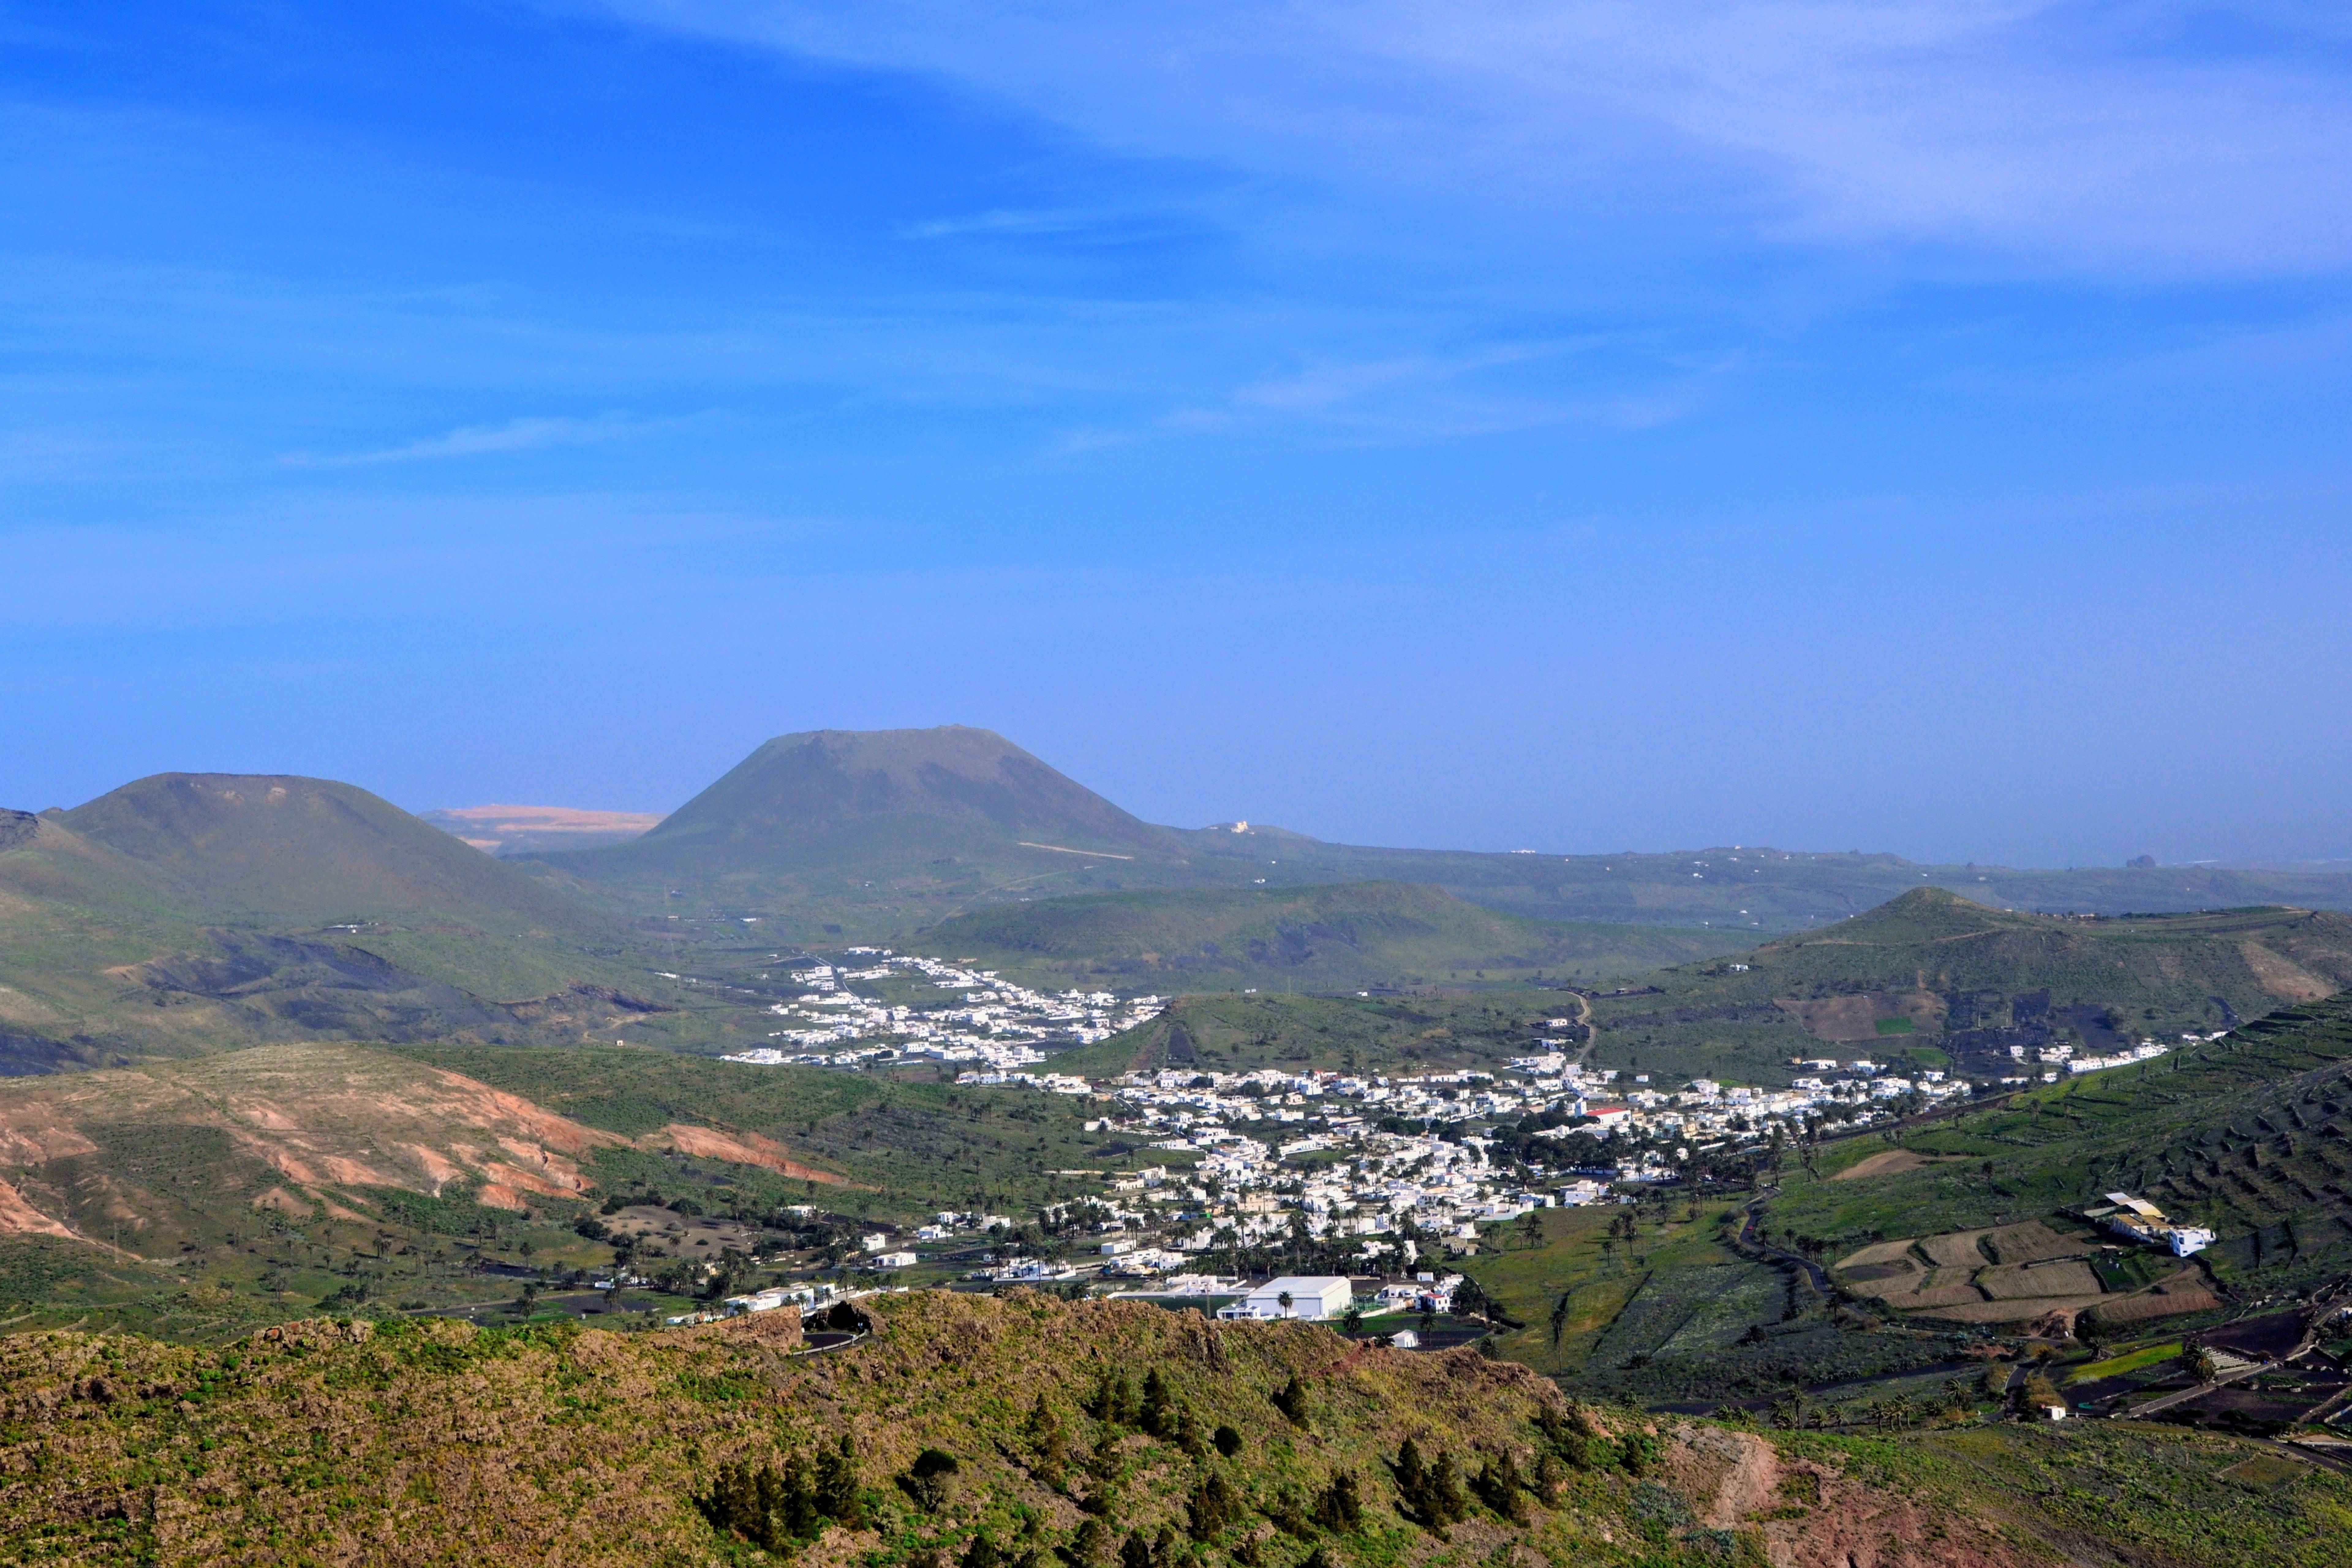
62;773;605;936
910;880;1755;992
521;727;2352;942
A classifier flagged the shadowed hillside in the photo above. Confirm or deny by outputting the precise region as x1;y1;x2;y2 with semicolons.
910;881;1754;993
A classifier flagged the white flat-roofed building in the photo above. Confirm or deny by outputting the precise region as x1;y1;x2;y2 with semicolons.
1218;1275;1354;1321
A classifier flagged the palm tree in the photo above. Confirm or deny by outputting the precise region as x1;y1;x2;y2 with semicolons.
1277;1290;1295;1316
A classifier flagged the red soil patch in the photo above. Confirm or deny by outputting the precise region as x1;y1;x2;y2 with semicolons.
649;1123;847;1184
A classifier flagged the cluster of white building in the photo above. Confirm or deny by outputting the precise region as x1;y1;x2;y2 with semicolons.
720;951;1163;1071
1042;1047;1996;1268
1086;1070;1585;1265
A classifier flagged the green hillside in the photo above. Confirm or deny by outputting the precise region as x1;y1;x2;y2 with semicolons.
0;780;667;1069
1051;990;1576;1079
60;773;608;939
394;1042;1133;1215
1574;888;2352;1090
1037;891;2352;1090
1763;989;2352;1293
0;1036;1163;1340
4;1290;2343;1568
542;727;1202;936
910;882;1753;994
1171;832;2352;935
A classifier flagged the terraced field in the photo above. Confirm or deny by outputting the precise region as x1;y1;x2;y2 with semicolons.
1768;992;2352;1298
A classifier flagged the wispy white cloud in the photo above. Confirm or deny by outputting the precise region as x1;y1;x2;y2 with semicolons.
903;206;1142;240
589;0;2352;278
280;411;692;467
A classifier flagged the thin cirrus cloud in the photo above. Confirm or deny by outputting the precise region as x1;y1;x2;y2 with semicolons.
902;206;1155;240
590;0;2352;278
280;411;692;468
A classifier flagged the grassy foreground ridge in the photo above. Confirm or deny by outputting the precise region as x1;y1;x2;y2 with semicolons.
0;1291;1759;1567
10;1290;2350;1567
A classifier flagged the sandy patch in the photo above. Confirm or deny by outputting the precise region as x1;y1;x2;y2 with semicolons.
2241;942;2337;1002
1665;1423;1780;1528
315;1192;374;1223
1840;1264;1926;1300
1756;1455;2040;1568
0;1111;101;1166
650;1123;847;1184
251;1186;312;1218
227;1099;304;1133
317;1154;402;1188
1834;1238;1919;1271
494;1136;593;1193
1978;1260;2100;1300
477;1163;579;1200
1834;1149;1932;1181
402;1143;465;1188
0;1042;635;1231
1919;1231;1992;1268
0;1176;77;1240
475;1182;531;1212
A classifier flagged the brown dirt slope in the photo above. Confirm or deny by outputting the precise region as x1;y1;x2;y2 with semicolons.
0;1043;670;1245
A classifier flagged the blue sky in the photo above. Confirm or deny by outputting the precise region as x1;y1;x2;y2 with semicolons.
4;1;2349;865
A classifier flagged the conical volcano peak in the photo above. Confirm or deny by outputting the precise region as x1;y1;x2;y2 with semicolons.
649;726;1166;850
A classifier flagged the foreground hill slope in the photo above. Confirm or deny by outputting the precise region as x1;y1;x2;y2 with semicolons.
911;881;1754;993
5;1290;2341;1568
